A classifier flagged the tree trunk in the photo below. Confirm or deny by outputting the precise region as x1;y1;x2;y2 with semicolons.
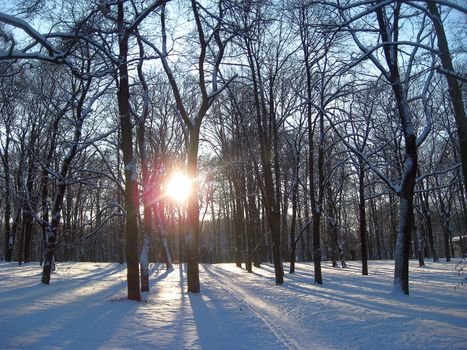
393;183;415;295
243;197;252;273
442;218;451;262
289;171;298;274
427;2;467;189
246;166;261;268
358;163;368;275
154;201;173;270
137;37;151;293
312;210;323;284
392;97;418;295
42;78;88;284
234;193;243;269
303;186;312;261
117;1;140;300
420;189;438;262
23;145;36;263
326;186;339;268
140;233;150;292
245;37;283;285
302;15;323;283
186;125;201;293
413;226;425;267
393;124;417;295
3;132;12;262
375;3;418;295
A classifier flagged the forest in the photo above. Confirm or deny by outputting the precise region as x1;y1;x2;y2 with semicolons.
0;0;466;302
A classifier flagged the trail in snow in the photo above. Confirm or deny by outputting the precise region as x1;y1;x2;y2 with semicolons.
203;261;467;350
202;264;319;350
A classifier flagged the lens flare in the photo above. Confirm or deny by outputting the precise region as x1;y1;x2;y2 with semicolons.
166;172;192;203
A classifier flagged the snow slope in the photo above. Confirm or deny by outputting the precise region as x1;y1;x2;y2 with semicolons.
0;260;465;350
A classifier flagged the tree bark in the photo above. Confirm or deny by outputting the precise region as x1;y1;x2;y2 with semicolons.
375;3;418;295
246;165;261;268
413;226;425;267
245;34;283;285
186;124;201;293
2;124;12;262
117;1;140;300
22;136;36;263
358;162;368;275
136;38;151;293
289;164;299;274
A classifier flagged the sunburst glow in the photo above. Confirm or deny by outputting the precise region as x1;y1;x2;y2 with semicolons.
166;171;192;203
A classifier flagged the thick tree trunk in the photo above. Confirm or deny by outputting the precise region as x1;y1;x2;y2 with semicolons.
137;38;151;292
118;2;140;300
392;114;418;295
186;125;201;293
116;129;124;265
257;138;284;284
393;190;415;295
42;217;57;284
40;165;50;267
392;89;418;295
375;3;419;295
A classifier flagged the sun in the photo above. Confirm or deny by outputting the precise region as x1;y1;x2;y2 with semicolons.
166;171;192;203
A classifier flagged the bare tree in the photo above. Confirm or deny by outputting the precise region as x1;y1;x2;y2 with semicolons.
144;0;233;292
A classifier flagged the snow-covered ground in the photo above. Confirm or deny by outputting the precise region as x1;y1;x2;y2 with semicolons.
0;260;465;350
